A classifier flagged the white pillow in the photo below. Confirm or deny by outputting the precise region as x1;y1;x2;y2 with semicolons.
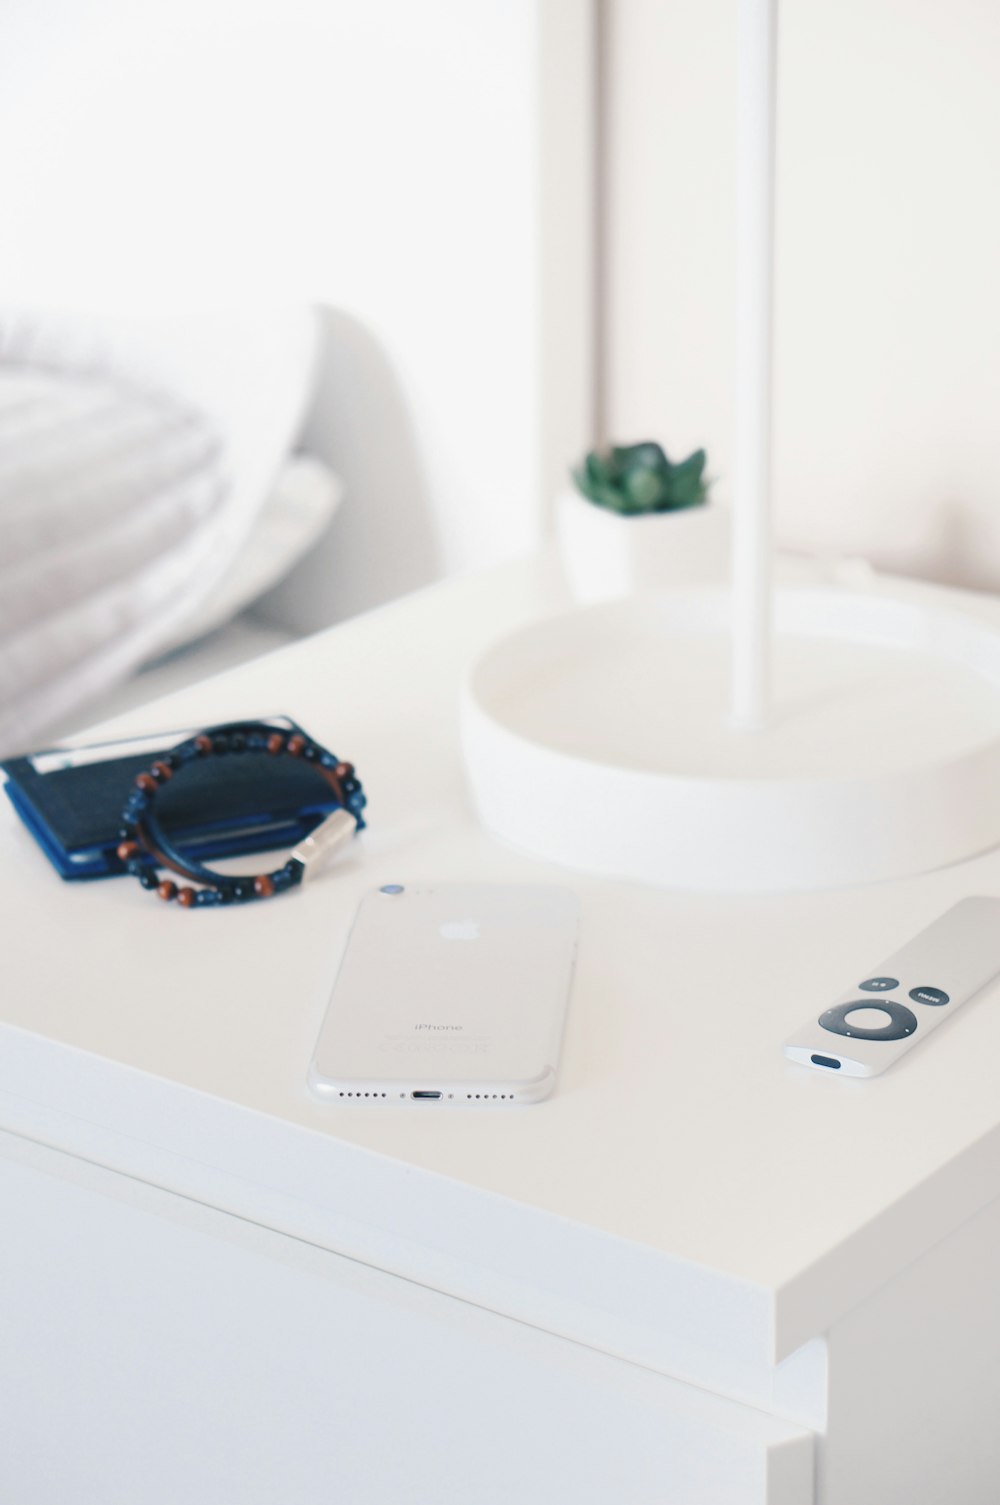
155;454;343;651
0;302;321;576
0;305;326;753
0;364;229;753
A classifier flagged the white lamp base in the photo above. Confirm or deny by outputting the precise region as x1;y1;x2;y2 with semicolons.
461;587;1000;893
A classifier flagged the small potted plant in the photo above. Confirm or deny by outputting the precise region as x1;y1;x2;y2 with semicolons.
557;440;726;602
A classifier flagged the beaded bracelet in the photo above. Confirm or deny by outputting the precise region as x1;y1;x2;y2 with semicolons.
117;721;366;908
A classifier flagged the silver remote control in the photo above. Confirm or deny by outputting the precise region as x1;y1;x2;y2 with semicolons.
784;897;1000;1077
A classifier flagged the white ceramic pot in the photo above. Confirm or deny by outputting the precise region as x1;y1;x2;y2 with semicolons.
555;489;729;603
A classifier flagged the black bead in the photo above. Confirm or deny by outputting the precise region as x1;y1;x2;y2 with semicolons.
139;872;157;890
230;733;247;753
212;735;230;755
303;744;317;761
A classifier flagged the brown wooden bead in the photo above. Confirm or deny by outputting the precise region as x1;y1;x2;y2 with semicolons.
266;732;284;755
151;761;173;782
157;880;177;902
286;734;306;757
334;761;354;781
135;772;157;793
177;886;196;908
194;734;213;755
117;841;139;861
254;874;275;898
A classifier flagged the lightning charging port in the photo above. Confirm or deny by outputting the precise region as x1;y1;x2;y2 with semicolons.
411;1090;442;1100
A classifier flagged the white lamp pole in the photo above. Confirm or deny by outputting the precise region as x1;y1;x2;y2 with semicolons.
732;0;777;729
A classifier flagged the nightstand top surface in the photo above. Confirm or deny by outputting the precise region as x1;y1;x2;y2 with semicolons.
6;552;1000;1368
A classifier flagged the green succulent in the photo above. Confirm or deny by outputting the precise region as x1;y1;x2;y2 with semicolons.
572;441;709;516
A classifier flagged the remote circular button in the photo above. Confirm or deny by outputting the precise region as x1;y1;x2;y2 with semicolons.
858;976;899;993
843;1006;897;1031
819;1000;918;1041
909;985;950;1007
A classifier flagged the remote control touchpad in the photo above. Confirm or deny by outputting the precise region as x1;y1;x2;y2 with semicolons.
820;1000;918;1041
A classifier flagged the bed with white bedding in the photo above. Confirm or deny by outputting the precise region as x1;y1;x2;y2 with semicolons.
0;306;341;755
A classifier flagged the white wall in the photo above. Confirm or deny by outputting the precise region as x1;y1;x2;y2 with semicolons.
0;0;585;625
605;0;1000;592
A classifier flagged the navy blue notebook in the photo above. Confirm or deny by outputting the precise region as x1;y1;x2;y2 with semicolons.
2;717;339;879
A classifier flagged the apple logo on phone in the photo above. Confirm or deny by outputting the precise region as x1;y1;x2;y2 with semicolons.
440;920;480;941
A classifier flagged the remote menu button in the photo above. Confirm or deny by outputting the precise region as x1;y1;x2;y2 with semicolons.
909;986;950;1007
859;976;899;993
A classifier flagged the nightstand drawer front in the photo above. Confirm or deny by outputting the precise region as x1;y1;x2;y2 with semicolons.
0;1135;813;1505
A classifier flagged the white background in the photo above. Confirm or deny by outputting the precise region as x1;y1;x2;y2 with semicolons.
0;0;545;615
4;1;996;607
604;0;1000;592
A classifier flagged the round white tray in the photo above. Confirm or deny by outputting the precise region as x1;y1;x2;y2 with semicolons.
461;587;1000;892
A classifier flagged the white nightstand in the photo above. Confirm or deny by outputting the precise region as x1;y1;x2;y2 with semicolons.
5;553;1000;1503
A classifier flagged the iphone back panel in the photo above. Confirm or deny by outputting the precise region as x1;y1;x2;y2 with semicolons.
309;883;579;1104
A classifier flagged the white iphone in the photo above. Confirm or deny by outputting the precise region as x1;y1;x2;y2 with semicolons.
308;883;579;1105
